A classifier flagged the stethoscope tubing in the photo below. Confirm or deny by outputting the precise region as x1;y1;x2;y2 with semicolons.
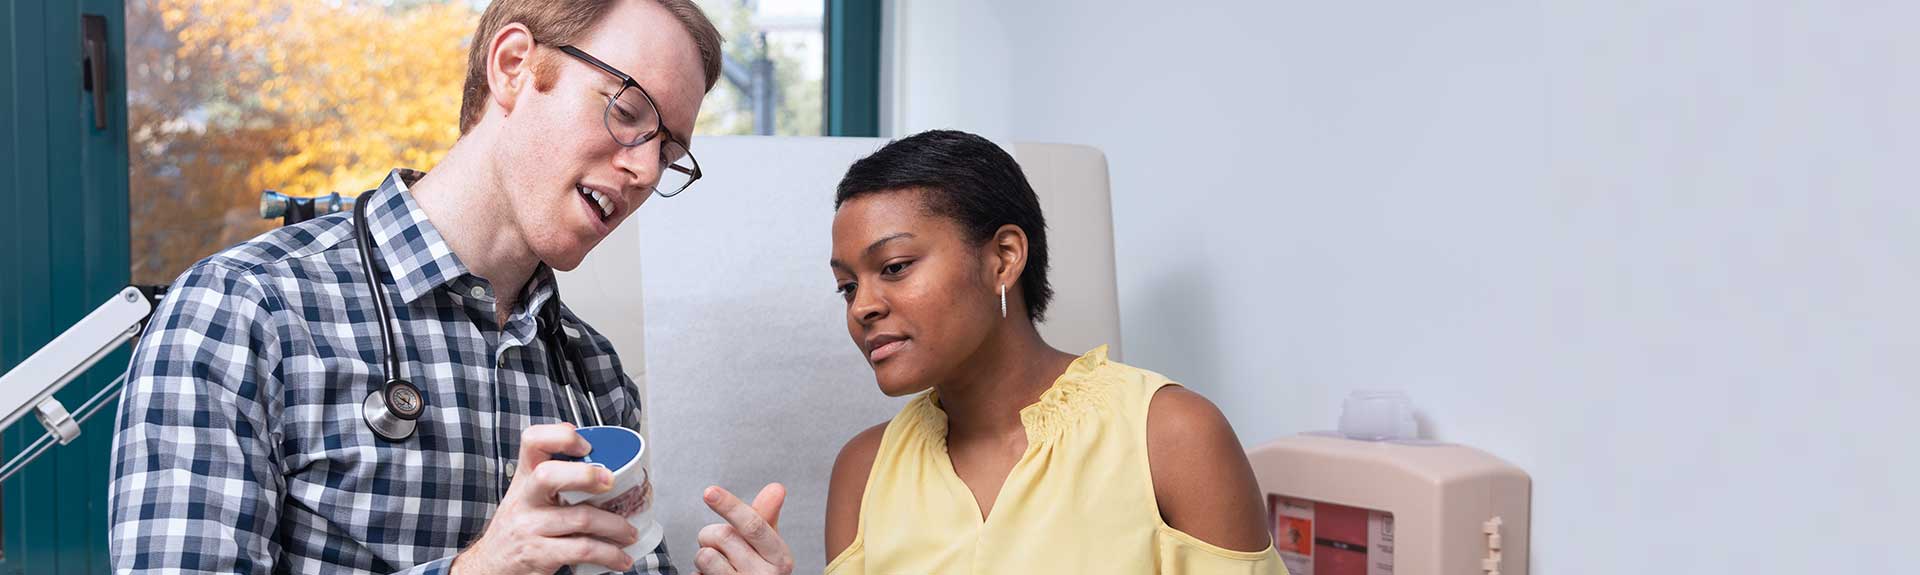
353;189;602;443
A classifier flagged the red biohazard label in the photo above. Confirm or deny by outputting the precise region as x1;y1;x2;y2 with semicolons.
1268;494;1394;575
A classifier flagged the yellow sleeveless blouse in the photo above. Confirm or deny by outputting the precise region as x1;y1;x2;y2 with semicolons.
826;346;1288;574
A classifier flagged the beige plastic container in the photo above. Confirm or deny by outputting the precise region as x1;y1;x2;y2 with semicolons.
1247;434;1531;575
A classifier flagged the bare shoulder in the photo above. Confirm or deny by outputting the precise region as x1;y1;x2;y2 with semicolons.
826;421;889;561
1146;385;1273;552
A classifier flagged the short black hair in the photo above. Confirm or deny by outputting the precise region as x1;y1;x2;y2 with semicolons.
835;130;1054;323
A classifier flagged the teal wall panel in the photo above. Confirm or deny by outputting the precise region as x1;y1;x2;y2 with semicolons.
826;0;881;137
1;0;130;572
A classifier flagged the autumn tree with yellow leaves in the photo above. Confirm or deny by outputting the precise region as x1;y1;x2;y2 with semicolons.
130;0;477;284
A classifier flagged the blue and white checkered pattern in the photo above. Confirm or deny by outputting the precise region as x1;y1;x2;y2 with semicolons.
109;169;674;574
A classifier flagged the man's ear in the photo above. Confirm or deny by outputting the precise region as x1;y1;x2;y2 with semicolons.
486;23;538;118
988;224;1030;290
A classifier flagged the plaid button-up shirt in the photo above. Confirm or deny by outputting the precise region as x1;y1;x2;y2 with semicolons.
109;169;673;574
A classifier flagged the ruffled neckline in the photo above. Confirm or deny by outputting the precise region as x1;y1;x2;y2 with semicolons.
911;345;1114;446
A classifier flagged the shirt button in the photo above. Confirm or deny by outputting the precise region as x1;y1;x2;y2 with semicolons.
470;285;487;299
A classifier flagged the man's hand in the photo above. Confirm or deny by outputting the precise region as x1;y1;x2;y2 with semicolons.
453;423;641;574
692;484;794;575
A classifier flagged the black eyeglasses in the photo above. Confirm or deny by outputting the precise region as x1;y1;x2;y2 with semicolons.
555;44;701;198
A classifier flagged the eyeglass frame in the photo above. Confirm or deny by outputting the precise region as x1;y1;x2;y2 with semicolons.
554;44;702;198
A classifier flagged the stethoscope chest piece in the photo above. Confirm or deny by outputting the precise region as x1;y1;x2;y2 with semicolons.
364;378;425;441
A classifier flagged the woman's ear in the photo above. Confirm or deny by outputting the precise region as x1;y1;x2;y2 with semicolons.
988;224;1030;289
486;23;538;118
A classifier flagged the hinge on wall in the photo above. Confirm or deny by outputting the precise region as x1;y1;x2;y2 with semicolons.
1482;516;1505;575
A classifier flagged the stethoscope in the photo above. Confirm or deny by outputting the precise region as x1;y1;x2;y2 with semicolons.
354;190;607;442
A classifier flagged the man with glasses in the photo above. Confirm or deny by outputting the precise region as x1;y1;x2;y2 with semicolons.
108;1;794;574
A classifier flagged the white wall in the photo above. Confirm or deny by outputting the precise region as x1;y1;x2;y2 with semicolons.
888;0;1919;572
880;0;1013;139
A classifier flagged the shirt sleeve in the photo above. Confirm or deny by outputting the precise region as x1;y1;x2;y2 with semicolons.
109;261;288;574
626;540;678;575
391;557;452;575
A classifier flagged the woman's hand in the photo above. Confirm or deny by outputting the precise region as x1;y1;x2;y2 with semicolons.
692;483;794;575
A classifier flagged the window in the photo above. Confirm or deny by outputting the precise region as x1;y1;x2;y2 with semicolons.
127;0;481;284
694;0;825;136
128;0;835;286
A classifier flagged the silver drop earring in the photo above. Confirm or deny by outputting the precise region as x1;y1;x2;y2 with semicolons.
999;284;1007;318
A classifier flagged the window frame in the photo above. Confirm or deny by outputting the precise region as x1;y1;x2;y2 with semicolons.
825;0;880;136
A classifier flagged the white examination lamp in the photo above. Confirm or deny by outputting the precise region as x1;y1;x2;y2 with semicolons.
0;286;165;484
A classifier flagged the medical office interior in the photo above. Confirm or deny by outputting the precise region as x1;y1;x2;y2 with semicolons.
2;0;1913;573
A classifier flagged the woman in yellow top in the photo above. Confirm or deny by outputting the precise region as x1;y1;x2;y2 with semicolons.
824;130;1287;574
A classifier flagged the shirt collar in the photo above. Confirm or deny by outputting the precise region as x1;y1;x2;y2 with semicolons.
362;168;472;304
